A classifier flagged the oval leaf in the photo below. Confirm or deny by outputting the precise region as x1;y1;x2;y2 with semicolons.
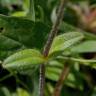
4;49;42;64
70;40;96;53
3;57;44;73
0;14;50;50
49;32;84;55
3;49;45;73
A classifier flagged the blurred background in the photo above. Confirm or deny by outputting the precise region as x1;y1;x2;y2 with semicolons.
0;0;96;96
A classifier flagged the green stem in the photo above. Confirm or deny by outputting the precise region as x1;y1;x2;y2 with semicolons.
0;74;12;82
57;56;96;68
58;56;96;63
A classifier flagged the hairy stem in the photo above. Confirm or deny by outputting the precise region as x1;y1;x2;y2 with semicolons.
43;0;68;57
39;0;68;96
52;63;70;96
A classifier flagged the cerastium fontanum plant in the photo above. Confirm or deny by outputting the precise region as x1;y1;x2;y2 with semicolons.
3;0;96;96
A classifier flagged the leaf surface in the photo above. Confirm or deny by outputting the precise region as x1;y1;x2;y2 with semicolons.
49;32;84;55
70;40;96;53
3;49;45;73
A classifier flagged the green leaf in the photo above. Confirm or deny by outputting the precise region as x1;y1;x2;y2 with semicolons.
0;87;11;96
3;49;42;64
27;0;35;21
46;60;63;81
57;56;96;67
60;22;96;40
46;60;84;90
49;32;84;56
16;88;30;96
0;14;50;50
70;40;96;53
11;11;27;17
3;49;45;73
0;35;22;50
46;67;61;81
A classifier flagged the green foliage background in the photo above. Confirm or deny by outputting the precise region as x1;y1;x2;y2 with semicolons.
0;0;96;96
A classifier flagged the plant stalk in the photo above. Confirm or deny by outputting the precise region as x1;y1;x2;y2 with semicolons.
39;0;68;96
52;63;70;96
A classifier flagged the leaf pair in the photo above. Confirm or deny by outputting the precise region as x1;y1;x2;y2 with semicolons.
2;31;84;74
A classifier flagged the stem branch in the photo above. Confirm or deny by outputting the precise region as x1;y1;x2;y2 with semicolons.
52;63;70;96
39;0;68;96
